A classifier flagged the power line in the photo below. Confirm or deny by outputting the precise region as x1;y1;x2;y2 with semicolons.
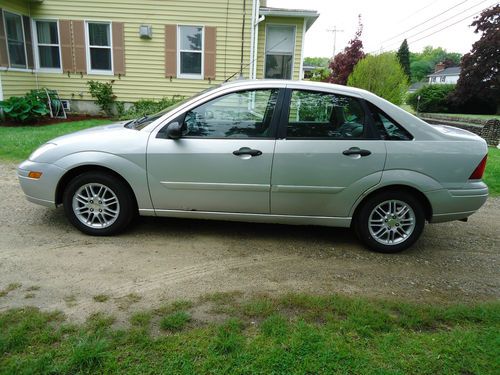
409;2;498;44
395;0;442;25
382;0;490;50
381;0;469;43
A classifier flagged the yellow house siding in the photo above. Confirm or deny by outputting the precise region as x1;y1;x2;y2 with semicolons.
256;16;304;81
0;0;37;97
1;0;254;101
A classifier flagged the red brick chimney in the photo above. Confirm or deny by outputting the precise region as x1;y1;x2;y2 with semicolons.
435;62;446;73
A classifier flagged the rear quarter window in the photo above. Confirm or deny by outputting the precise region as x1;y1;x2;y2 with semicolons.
367;103;413;141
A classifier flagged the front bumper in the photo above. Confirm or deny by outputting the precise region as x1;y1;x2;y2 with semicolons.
17;160;67;208
426;182;489;223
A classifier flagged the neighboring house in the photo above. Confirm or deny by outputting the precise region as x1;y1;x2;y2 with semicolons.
427;62;460;85
0;0;318;112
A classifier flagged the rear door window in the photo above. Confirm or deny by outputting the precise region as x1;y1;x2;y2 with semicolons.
286;90;367;139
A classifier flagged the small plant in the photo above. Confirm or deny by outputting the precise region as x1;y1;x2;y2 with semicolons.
115;101;125;118
120;96;184;120
93;294;110;303
160;311;191;331
87;80;116;116
0;282;22;297
0;92;49;124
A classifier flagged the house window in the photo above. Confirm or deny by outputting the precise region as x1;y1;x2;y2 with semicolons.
34;20;61;70
178;25;203;78
86;22;112;74
3;11;26;69
440;76;446;83
265;25;295;79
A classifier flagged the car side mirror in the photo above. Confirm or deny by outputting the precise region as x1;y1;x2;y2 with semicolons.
166;121;183;139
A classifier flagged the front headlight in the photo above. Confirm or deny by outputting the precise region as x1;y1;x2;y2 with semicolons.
29;143;57;161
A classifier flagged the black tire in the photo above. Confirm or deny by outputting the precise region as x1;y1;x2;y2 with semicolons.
62;172;136;236
354;191;425;253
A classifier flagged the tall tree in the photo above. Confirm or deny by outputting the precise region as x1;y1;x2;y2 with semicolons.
450;4;500;114
326;15;365;85
347;53;409;105
409;47;462;82
396;39;411;80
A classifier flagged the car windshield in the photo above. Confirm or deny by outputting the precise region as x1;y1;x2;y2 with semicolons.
126;86;220;130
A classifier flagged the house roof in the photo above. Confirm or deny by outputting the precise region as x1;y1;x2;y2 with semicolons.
259;6;319;30
428;66;461;77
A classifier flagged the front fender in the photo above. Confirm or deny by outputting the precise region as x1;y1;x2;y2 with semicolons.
54;151;153;210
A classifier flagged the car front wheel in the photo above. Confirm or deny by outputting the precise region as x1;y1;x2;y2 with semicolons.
62;172;135;235
354;191;425;253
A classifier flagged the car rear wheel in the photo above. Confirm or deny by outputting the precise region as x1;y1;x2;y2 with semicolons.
63;172;135;235
354;191;425;253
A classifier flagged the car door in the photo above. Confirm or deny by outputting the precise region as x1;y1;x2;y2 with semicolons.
147;87;283;214
270;87;387;218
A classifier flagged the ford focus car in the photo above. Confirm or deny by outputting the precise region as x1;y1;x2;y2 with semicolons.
18;80;489;253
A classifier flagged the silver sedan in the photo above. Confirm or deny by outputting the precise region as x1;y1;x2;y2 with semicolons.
18;80;489;253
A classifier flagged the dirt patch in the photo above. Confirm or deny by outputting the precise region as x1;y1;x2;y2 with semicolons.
0;162;498;323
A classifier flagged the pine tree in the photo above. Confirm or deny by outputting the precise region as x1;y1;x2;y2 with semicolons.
396;39;411;80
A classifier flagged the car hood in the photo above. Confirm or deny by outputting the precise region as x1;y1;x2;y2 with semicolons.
29;121;150;163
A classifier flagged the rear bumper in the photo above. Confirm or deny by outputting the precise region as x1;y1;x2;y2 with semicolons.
426;183;488;223
17;160;66;208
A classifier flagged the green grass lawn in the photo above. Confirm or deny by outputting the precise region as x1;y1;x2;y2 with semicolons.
0;119;112;161
1;293;499;374
485;147;500;195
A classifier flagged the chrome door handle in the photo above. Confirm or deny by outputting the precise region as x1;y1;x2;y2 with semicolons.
233;147;262;157
342;147;371;157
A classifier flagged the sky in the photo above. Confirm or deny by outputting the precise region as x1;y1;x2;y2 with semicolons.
267;0;494;57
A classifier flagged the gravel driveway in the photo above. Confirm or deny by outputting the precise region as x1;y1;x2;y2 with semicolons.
0;162;498;322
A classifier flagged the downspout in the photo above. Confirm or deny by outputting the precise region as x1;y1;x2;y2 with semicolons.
299;20;307;80
252;1;261;80
248;0;257;79
239;0;246;77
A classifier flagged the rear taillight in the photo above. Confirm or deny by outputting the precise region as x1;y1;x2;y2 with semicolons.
469;155;488;180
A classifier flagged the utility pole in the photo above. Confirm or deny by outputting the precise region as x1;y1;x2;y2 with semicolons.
326;26;344;57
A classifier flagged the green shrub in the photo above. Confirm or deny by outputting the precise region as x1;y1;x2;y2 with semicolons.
347;52;409;105
407;84;456;113
0;91;50;124
87;80;116;116
120;96;184;120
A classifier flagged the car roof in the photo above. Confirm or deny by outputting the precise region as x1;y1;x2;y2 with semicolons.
220;79;370;96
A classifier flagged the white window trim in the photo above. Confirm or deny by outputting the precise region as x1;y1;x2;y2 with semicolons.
32;18;62;73
263;23;296;80
85;20;114;75
2;10;28;70
177;25;204;80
